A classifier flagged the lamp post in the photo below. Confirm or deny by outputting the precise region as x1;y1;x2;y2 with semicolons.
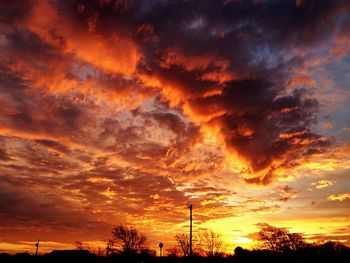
35;240;39;256
159;242;164;256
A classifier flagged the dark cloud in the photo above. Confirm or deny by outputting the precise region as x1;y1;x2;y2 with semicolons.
0;147;11;161
34;139;71;154
128;0;347;182
0;1;33;27
0;182;111;242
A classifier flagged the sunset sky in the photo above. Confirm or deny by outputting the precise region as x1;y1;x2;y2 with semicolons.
1;0;350;255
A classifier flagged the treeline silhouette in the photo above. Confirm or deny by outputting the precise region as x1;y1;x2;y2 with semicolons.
1;224;349;263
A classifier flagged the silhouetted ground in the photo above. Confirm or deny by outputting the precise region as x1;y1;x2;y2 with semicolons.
2;242;350;263
1;250;350;263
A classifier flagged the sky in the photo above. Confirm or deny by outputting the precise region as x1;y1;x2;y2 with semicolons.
0;0;350;255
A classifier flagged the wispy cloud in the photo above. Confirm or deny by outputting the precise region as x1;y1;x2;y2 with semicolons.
312;179;336;189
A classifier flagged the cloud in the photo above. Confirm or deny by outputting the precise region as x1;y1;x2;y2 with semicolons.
322;122;334;130
277;185;299;202
132;0;350;183
34;139;71;154
0;145;11;161
311;179;336;189
0;179;112;242
306;225;350;246
27;0;140;76
0;125;228;246
327;193;350;202
3;0;350;184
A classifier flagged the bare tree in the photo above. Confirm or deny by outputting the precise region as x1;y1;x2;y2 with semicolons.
175;234;190;256
75;241;84;250
287;232;306;251
106;239;115;256
198;229;224;257
258;224;306;253
112;225;147;254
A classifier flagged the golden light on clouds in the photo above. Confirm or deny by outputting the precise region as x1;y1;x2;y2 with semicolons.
312;179;336;189
328;193;350;202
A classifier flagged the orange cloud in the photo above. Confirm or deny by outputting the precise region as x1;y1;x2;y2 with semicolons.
322;122;334;129
331;35;350;59
279;130;309;139
288;75;317;88
159;48;235;83
27;0;140;76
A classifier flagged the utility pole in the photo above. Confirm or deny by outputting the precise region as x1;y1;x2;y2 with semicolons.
35;240;39;256
188;204;193;256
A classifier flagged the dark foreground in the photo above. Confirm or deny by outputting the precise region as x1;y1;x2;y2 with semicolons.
1;249;350;263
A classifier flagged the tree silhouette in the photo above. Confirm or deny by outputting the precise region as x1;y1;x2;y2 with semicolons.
318;241;350;255
111;225;147;254
75;241;84;250
106;239;114;256
175;234;191;256
234;246;245;256
258;224;306;253
198;230;224;257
